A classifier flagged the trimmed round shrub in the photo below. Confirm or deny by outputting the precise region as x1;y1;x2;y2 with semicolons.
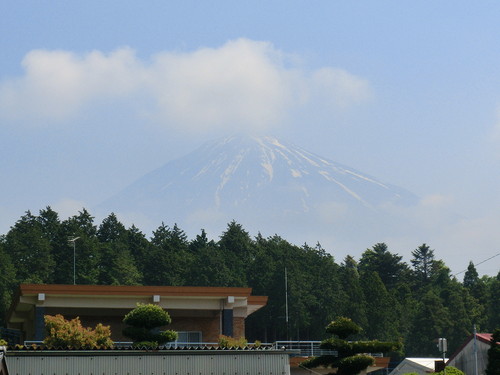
326;317;362;340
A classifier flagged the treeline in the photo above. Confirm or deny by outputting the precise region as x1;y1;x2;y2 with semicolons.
0;207;499;357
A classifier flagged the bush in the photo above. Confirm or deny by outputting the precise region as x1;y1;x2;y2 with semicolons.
123;303;172;329
122;303;177;347
218;335;248;348
43;314;113;349
326;317;362;340
131;341;160;349
337;355;374;375
434;366;465;375
304;317;400;375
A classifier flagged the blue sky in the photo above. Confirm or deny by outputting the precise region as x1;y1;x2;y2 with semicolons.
1;1;500;276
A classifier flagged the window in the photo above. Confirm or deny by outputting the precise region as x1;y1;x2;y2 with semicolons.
176;331;202;345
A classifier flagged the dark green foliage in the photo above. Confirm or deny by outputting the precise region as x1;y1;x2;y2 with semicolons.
326;317;361;339
0;238;16;325
337;355;375;375
5;211;55;283
320;337;400;357
361;271;399;341
304;317;401;375
406;290;452;356
488;273;500;330
411;243;435;285
486;329;500;375
463;261;479;289
434;366;465;375
359;243;409;289
0;206;497;359
143;223;192;286
123;303;172;329
338;257;367;331
122;304;177;346
52;209;100;284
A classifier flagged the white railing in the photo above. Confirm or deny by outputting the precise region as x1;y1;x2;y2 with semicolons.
273;341;338;357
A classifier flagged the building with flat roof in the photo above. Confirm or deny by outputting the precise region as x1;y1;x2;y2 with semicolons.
6;284;267;344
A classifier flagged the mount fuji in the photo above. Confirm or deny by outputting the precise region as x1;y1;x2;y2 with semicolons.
102;135;419;253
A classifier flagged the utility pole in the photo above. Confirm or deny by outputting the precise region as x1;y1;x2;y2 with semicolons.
473;325;478;375
68;237;80;285
285;266;289;341
438;338;447;375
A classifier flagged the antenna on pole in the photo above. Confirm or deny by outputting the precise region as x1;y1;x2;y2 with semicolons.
68;236;80;285
285;266;289;341
438;338;447;375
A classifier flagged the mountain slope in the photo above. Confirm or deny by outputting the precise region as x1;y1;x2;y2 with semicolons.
102;135;418;249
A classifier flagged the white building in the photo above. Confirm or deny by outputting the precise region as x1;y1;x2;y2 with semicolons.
389;357;443;375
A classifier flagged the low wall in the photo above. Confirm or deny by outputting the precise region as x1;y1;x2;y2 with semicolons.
6;348;291;375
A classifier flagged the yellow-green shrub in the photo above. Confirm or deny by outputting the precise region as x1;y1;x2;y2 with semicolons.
44;314;113;349
218;335;248;348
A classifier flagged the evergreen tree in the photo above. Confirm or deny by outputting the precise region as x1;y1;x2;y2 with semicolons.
97;213;126;242
485;329;500;375
338;256;368;331
97;214;141;285
245;234;290;342
440;281;472;354
411;243;436;288
359;243;409;290
126;225;152;277
392;282;417;347
218;221;255;286
5;211;55;283
406;290;452;356
37;206;61;244
463;262;488;322
144;223;192;285
360;271;399;340
463;261;479;289
300;243;342;339
0;237;16;325
188;229;235;286
54;210;100;284
98;241;142;285
487;272;500;330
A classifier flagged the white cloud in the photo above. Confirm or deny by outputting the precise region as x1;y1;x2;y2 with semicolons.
309;67;372;109
0;39;371;133
0;48;142;122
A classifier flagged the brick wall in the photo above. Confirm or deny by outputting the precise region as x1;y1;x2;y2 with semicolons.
233;317;245;339
77;314;224;343
58;312;246;343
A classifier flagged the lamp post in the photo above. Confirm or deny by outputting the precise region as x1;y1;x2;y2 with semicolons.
438;337;447;375
68;236;80;285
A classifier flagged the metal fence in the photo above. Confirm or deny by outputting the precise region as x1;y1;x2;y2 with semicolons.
273;341;338;357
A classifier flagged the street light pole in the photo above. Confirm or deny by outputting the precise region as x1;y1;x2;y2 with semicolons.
438;337;447;375
68;237;80;285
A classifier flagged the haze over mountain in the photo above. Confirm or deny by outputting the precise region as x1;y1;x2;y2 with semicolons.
102;135;420;255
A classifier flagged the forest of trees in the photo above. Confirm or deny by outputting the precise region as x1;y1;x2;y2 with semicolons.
0;207;499;357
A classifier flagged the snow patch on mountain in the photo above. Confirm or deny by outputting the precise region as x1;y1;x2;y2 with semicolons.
101;135;419;248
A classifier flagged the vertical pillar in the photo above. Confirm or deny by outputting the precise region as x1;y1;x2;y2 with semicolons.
34;306;45;341
222;309;233;337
